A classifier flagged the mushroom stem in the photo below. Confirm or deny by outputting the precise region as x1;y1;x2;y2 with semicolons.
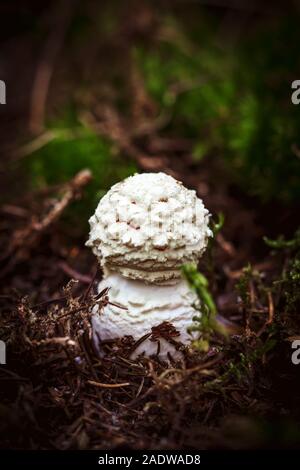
92;273;198;359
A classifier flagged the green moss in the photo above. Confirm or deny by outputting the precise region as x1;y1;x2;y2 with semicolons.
25;122;137;231
136;14;300;202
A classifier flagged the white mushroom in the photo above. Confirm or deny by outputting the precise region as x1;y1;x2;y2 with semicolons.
87;172;212;359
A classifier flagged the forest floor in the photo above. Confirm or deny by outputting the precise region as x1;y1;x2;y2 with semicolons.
1;145;300;449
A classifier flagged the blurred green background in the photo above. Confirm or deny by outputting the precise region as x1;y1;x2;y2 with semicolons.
2;0;300;220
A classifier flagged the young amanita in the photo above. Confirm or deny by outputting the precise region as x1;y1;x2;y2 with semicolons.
86;172;212;359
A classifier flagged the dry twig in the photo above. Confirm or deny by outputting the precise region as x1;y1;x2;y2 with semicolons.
0;169;92;278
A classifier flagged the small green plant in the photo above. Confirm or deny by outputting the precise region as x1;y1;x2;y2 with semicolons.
236;263;254;309
264;229;300;315
224;338;277;384
210;212;225;239
207;212;225;269
284;258;300;314
182;263;226;352
263;229;300;250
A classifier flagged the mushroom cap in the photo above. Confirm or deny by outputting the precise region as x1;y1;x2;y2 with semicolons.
92;273;198;359
87;172;211;285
